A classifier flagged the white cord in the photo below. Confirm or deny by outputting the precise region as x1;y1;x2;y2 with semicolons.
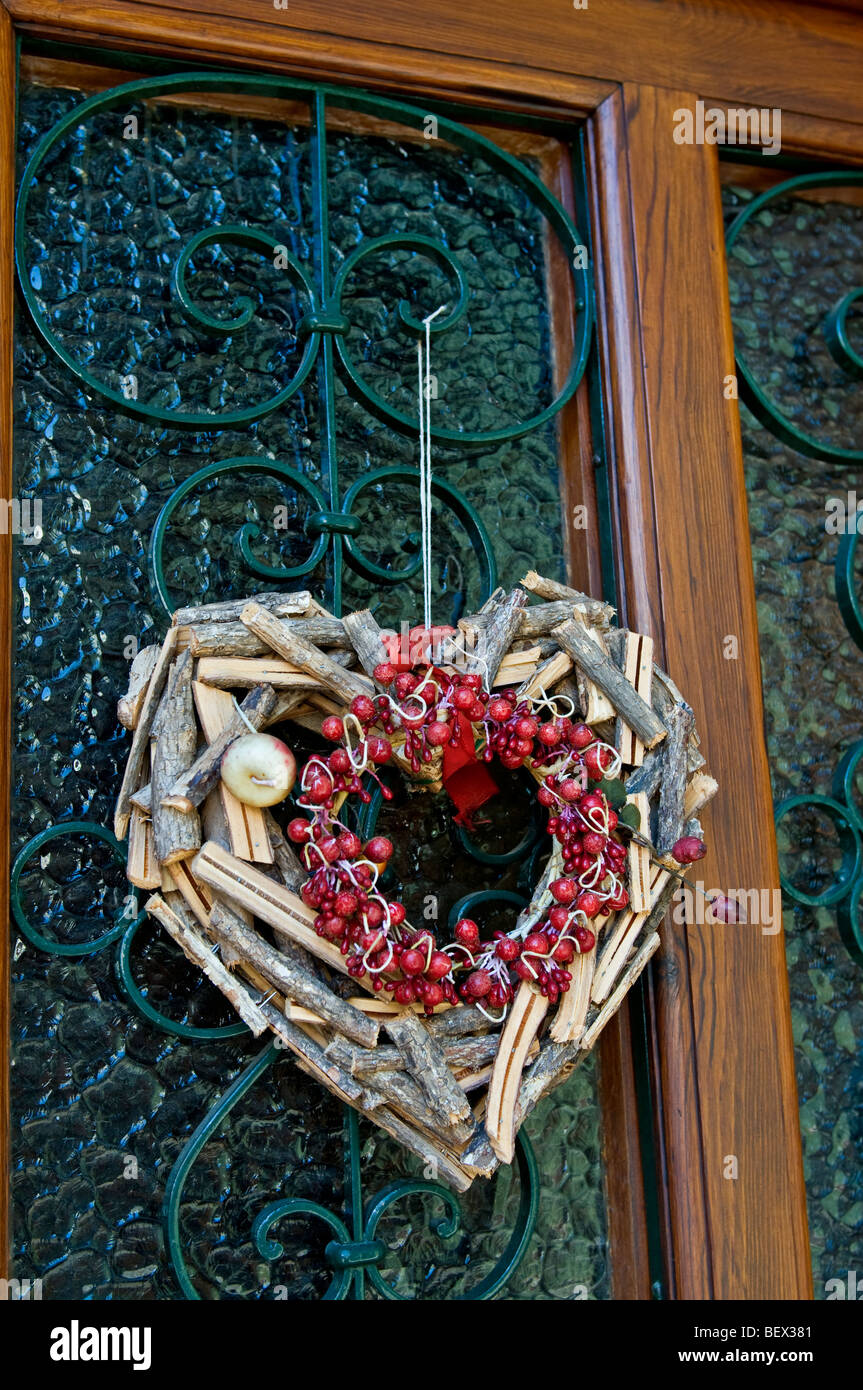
418;306;446;632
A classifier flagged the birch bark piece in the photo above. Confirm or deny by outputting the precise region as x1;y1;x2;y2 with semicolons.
553;619;667;748
117;644;160;731
114;626;179;840
463;587;527;683
187;616;349;658
240;603;374;703
151;652;201;865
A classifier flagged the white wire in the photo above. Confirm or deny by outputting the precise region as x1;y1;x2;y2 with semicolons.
418;306;446;633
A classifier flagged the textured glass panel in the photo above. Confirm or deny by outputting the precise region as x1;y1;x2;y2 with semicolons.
723;171;863;1295
11;70;607;1300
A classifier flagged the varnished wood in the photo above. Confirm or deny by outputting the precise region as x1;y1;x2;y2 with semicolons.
7;0;863;125
0;3;14;1287
596;82;812;1299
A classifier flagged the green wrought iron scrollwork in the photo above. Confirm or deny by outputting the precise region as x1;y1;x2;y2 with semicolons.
726;170;863;464
14;64;588;1297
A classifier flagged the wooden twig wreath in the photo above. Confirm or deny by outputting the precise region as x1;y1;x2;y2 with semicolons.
114;574;717;1191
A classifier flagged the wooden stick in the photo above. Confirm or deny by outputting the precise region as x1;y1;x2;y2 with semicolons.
463;588;527;683
548;919;606;1044
385;1010;473;1127
369;1108;474;1194
485;983;549;1164
208;900;379;1047
515;649;572;701
626;792;653;912
240;602;374;703
130;783;152;813
172;590;311;626
114;627;179;839
167;858;213;930
146;892;270;1036
592;864;670;1004
520;571;615;626
684;770;719;819
151;652;201;865
552;619;667;748
616;631;654;766
363;1068;476;1149
195;658;325;691
514;1037;581;1130
192;683;273;863
255;1002;367;1106
623;747;664;800
657;703;695;853
117;644;160;730
191;841;362;981
325;1032;500;1079
163;682;277;813
581;932;661;1052
341;609;390;677
126;805;162;890
187;615;350;658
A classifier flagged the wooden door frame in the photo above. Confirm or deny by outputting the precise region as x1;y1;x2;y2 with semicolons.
5;0;855;1300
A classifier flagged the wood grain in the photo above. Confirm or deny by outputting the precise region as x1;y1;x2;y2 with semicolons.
599;82;811;1299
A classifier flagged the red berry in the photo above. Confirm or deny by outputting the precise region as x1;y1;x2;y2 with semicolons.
304;777;331;805
365;736;393;764
426;951;452;982
495;936;520;962
336;830;361;858
329;748;351;774
365;836;393;863
488;697;512;722
400;948;426;976
584;744;613;780
462;969;492;999
287;817;312;843
559;778;582;802
538;721;562;747
318;837;340;864
582;831;605;855
514;959;536;982
467;700;486;721
672;836;707;864
571;723;594;749
425;720;451;747
452;686;475;711
575;891;601;919
524;932;549;956
515;716;538;740
573;924;596;953
550;877;578;905
552;936;575;963
373;662;397;685
334;891;358;918
548;905;569;931
394;673;418;700
422;982;445;1008
388;901;406;926
393;980;416;1005
350;695;376;724
321;715;345;741
455;918;480;949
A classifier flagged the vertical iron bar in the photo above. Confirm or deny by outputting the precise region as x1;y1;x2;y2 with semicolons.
310;89;343;614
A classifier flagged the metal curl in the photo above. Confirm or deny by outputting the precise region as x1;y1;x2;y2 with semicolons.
725;169;863;464
11;821;135;957
147;456;329;615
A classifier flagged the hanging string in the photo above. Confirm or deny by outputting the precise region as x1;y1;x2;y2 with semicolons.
417;305;446;631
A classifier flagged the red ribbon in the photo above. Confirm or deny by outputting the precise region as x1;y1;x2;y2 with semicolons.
442;712;499;825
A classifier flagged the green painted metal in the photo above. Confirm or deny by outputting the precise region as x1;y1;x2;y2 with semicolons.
11;62;598;1299
725;170;863;464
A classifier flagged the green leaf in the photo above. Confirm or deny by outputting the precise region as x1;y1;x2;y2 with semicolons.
617;802;643;830
597;776;627;808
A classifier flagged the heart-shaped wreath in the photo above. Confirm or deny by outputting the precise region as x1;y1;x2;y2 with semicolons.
114;573;716;1190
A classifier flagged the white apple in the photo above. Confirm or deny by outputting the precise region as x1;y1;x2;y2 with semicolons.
220;733;297;807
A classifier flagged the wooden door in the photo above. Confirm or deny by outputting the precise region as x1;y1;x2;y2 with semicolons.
5;0;856;1300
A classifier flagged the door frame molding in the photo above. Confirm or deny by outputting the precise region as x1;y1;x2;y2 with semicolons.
2;0;830;1300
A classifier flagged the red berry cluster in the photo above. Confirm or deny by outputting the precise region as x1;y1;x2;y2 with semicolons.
287;654;638;1018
